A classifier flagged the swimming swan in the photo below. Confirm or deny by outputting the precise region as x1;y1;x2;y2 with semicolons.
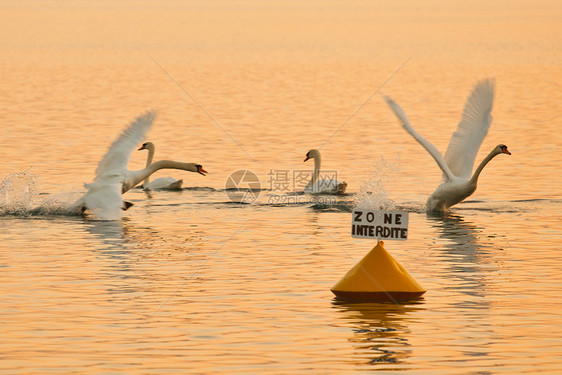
303;149;347;194
71;111;207;220
384;79;511;212
138;142;183;190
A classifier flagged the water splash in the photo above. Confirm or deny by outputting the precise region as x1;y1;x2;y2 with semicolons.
0;170;38;215
33;190;83;216
353;156;396;210
0;170;82;216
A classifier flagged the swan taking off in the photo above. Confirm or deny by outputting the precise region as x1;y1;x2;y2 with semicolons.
304;149;347;194
71;111;207;220
384;79;511;212
138;142;183;190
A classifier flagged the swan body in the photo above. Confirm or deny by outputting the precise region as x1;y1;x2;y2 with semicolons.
384;79;511;212
78;181;124;220
71;111;207;220
304;149;347;194
143;177;182;190
138;142;183;190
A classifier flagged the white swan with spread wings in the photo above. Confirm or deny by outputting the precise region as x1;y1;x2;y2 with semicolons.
384;79;511;211
71;111;207;220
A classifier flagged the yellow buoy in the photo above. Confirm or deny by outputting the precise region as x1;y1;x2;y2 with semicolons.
331;240;425;302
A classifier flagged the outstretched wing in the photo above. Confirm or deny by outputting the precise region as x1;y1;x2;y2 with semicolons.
94;111;157;181
444;79;495;179
384;95;456;181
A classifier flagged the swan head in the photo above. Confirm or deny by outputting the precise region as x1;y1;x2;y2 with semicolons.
194;164;207;176
138;142;155;151
304;149;320;162
182;163;207;175
497;144;511;155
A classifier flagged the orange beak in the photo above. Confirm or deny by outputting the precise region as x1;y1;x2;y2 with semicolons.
304;156;310;162
502;146;511;155
197;166;208;176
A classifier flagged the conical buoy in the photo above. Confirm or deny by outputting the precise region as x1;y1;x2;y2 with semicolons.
331;241;425;302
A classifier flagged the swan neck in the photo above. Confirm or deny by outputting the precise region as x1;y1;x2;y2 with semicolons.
143;147;155;186
469;149;499;185
311;154;321;185
130;160;193;190
146;160;193;174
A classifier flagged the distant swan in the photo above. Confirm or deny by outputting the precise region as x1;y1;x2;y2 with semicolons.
304;149;347;194
138;142;183;190
384;79;511;212
71;111;207;220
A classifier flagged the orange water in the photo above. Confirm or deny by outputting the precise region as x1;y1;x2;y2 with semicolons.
1;1;561;373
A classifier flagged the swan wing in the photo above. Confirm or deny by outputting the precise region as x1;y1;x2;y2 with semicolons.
384;95;455;181
444;79;495;179
94;111;157;181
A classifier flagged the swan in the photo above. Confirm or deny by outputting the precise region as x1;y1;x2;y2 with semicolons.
138;142;183;190
383;79;511;212
303;149;347;194
71;111;207;220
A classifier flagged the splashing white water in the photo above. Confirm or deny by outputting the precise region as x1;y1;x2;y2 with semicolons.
353;155;396;210
35;190;83;216
0;170;38;215
0;170;82;216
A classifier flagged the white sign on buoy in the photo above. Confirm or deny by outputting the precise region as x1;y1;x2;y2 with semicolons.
351;210;409;240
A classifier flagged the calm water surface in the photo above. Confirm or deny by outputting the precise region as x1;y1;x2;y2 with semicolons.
1;1;561;373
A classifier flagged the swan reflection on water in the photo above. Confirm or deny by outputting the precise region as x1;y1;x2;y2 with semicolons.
427;212;481;258
426;210;501;306
332;300;424;366
427;211;500;266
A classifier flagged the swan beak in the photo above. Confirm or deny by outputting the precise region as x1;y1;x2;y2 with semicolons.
197;166;208;176
304;156;310;162
138;145;145;151
501;146;511;155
